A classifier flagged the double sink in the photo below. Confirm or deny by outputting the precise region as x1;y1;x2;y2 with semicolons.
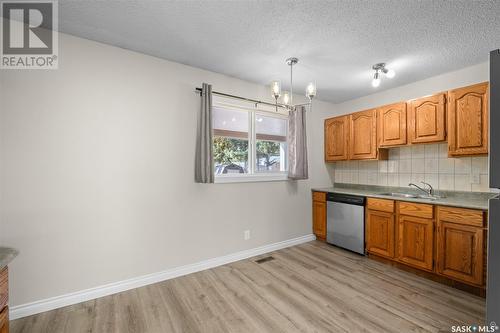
378;192;444;201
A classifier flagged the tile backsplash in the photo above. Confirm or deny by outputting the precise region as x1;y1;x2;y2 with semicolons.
333;143;489;192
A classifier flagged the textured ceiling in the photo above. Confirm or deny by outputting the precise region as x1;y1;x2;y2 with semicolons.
58;0;500;103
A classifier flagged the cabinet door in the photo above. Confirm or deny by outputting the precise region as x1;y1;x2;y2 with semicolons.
397;215;434;271
349;109;378;160
366;209;395;258
325;116;349;161
0;306;7;333
409;93;446;144
313;200;326;240
448;82;489;156
0;268;6;311
378;102;407;147
437;221;484;285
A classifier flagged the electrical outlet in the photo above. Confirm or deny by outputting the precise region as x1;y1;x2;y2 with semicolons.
244;230;250;240
471;173;481;184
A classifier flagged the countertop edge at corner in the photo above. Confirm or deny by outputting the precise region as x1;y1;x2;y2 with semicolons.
0;247;19;270
311;186;498;210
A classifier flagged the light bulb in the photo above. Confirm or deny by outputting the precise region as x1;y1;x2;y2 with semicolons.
282;91;290;105
271;80;281;99
257;117;263;122
306;82;317;100
372;72;380;87
385;69;395;78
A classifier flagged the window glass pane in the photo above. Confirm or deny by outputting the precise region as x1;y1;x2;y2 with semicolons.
213;137;249;174
255;115;287;173
256;140;286;173
213;107;249;175
256;114;287;140
213;106;248;137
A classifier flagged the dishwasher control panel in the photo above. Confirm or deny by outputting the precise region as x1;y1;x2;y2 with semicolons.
327;193;365;206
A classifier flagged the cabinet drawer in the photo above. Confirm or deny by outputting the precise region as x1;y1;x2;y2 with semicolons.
398;202;433;219
367;198;394;213
0;267;7;310
437;206;485;227
312;191;326;202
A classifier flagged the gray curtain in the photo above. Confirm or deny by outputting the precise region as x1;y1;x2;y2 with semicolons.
288;106;308;180
195;83;214;183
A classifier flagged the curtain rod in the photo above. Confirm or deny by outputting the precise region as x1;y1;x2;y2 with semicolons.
195;87;287;109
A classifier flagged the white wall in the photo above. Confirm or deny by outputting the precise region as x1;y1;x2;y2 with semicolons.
334;62;488;115
0;33;334;307
325;62;490;191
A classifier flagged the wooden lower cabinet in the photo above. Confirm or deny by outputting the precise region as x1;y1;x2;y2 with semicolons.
366;209;395;259
397;214;434;271
365;200;487;292
0;306;8;333
312;192;327;240
437;207;485;286
313;193;488;291
0;267;7;333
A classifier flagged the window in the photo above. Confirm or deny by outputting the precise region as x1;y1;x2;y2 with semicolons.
213;104;288;183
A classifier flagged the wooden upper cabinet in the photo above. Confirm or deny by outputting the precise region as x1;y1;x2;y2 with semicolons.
409;93;446;144
448;82;489;156
325;116;349;161
349;109;378;160
378;102;407;147
436;206;485;286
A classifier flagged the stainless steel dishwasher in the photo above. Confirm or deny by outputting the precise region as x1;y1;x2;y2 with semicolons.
326;193;366;255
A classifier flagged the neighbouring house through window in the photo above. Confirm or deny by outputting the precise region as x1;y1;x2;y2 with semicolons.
212;101;288;183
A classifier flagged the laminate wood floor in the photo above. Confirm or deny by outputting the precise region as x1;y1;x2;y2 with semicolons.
11;241;485;333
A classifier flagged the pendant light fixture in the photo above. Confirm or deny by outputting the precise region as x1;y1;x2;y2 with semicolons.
371;63;395;88
270;57;316;111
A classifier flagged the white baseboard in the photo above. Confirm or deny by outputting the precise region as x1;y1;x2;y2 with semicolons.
10;234;315;320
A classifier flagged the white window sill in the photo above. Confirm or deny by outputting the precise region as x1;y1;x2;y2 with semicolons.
215;173;289;184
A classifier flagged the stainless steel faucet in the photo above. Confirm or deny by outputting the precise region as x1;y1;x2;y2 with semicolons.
408;181;434;196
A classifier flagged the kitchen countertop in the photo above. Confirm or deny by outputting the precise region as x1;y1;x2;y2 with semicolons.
312;183;498;210
0;247;19;269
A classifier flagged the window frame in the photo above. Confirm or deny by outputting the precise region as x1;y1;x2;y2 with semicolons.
213;100;289;183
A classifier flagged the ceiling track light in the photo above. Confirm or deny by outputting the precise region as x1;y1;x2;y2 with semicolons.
371;63;395;88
